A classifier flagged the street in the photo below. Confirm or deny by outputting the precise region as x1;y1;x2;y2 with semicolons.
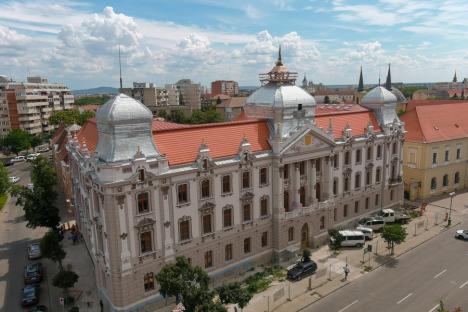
0;159;49;311
303;199;468;312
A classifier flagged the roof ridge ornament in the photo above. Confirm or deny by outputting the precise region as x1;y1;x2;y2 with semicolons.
259;45;297;86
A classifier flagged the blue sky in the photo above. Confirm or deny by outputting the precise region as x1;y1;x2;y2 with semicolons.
0;0;467;89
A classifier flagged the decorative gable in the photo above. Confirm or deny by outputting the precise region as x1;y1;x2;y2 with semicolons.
280;126;336;156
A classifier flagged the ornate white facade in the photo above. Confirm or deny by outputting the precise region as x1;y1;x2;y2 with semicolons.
66;53;405;312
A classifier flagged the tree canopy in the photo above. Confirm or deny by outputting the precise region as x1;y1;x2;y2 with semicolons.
328;229;344;251
1;129;31;154
40;230;66;271
382;223;407;255
49;109;95;126
216;282;252;309
74;95;110;106
0;163;10;195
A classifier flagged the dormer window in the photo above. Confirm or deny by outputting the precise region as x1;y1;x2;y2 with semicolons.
298;103;303;111
243;152;249;162
202;159;208;170
138;169;145;181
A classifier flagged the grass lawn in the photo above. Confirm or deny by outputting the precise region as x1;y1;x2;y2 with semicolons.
0;194;8;211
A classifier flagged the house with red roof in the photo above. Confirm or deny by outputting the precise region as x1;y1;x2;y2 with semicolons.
56;50;405;312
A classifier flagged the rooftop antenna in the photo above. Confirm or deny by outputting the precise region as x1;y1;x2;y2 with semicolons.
118;45;123;91
378;69;381;86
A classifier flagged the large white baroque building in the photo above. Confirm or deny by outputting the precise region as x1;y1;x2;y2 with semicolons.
64;52;404;312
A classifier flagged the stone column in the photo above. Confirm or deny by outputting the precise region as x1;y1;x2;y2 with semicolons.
310;160;317;202
325;156;333;200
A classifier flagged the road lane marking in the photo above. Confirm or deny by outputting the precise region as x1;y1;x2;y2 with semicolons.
337;300;359;312
434;269;447;279
460;280;468;289
397;293;413;304
429;304;440;312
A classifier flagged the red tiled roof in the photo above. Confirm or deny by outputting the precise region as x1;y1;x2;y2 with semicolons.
51;124;66;146
316;112;381;138
315;104;369;116
406;99;468;111
400;103;468;143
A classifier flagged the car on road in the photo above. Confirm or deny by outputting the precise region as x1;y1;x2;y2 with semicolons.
455;230;468;240
358;217;385;231
28;305;48;312
24;263;43;284
21;284;40;307
27;243;41;260
356;226;374;240
287;260;318;281
332;230;366;247
9;176;20;183
27;153;40;161
37;146;49;153
12;155;26;162
376;209;410;224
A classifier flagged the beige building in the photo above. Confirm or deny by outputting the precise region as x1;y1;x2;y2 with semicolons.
401;103;468;201
0;75;74;137
65;53;404;312
176;79;201;110
211;80;239;97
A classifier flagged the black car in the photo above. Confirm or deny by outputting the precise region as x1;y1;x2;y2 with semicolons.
21;284;40;307
287;260;318;281
2;158;13;166
29;305;48;312
24;263;43;284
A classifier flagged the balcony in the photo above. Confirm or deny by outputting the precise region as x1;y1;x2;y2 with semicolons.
388;176;403;186
284;199;334;219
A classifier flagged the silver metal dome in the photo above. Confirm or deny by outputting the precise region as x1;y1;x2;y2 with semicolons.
390;87;407;103
362;86;397;105
246;84;316;110
95;94;159;163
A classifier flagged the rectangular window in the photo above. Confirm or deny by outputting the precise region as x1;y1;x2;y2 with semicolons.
283;164;289;179
375;194;379;206
200;179;210;199
376;168;381;183
244;237;251;253
222;175;231;194
377;145;382;158
177;183;189;204
457;148;461;160
242;171;250;189
179;220;190;241
137;192;150;214
334;154;339;168
205;250;213;268
316;159;321;173
299;161;306;176
333;208;337;221
392;142;397;155
202;214;212;234
445;150;449;162
344;177;349;192
343;205;348;217
367;147;372;161
260;197;268;217
366;170;371;185
354;201;359;213
333;179;338;195
261;231;268;247
355;173;361;189
355;149;362;164
344;151;350;165
140;231;153;254
432;152;437;165
243;203;252;223
260;167;268;185
224;208;232;228
225;244;232;261
365;197;369;209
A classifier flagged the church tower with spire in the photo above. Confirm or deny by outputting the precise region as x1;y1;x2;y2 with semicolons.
355;65;365;104
453;70;458;83
385;63;392;91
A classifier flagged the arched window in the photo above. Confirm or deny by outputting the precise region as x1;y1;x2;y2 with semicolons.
200;179;210;199
288;227;294;241
138;169;145;181
431;177;437;190
144;273;154;292
443;174;449;187
455;172;460;184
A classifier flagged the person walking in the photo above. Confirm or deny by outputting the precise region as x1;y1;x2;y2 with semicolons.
343;264;350;280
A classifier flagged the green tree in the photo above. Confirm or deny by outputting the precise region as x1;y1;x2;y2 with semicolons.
195;300;227;312
40;230;66;271
52;270;79;303
49;109;95;126
0;163;10;195
29;134;42;152
301;248;311;263
74;95;109;106
156;110;168;119
328;229;344;251
155;257;211;312
77;111;95;125
216;282;252;309
2;129;31;154
381;224;407;255
12;156;59;228
169;110;187;123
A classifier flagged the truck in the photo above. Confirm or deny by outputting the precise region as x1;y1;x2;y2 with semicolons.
376;209;410;224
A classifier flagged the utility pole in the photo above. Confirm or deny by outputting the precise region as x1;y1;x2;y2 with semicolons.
448;192;455;226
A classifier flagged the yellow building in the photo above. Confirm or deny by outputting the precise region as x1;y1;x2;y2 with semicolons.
401;103;468;200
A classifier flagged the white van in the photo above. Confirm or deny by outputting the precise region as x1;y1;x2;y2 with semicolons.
358;217;385;231
333;230;365;247
356;226;373;240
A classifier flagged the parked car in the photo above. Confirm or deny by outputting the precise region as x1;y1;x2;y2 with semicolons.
27;153;40;161
9;176;20;183
12;155;26;162
287;260;318;281
358;217;385;231
29;305;48;312
2;158;14;166
27;243;41;260
455;229;468;240
37;146;49;153
21;284;40;307
331;230;365;247
376;209;410;224
356;226;373;240
24;263;43;284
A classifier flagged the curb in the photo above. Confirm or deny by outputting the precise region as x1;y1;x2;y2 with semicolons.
289;220;462;312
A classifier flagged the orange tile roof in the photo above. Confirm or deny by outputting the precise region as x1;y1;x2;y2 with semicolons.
316;111;381;138
315;104;369;116
405;99;468;112
400;103;468;143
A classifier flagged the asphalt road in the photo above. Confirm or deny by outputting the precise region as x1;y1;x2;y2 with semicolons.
303;209;468;312
0;159;49;311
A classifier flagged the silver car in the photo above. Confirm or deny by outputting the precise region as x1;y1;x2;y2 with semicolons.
27;243;41;260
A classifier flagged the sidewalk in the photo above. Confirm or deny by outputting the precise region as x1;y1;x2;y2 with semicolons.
241;203;463;312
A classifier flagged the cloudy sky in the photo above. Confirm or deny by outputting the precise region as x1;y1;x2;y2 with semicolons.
1;0;468;90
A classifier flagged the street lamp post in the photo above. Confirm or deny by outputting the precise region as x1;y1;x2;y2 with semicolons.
448;192;455;226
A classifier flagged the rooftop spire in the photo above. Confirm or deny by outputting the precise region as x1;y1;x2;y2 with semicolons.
276;44;283;66
357;65;364;92
385;63;392;91
118;45;123;91
378;69;381;87
453;70;458;83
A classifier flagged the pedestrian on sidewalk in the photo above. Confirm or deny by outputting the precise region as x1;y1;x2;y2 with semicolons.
343;264;350;280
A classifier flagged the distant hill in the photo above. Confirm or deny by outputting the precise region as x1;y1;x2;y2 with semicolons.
72;86;118;96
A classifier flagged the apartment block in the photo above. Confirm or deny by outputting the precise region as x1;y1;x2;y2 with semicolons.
211;80;239;97
176;79;202;110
